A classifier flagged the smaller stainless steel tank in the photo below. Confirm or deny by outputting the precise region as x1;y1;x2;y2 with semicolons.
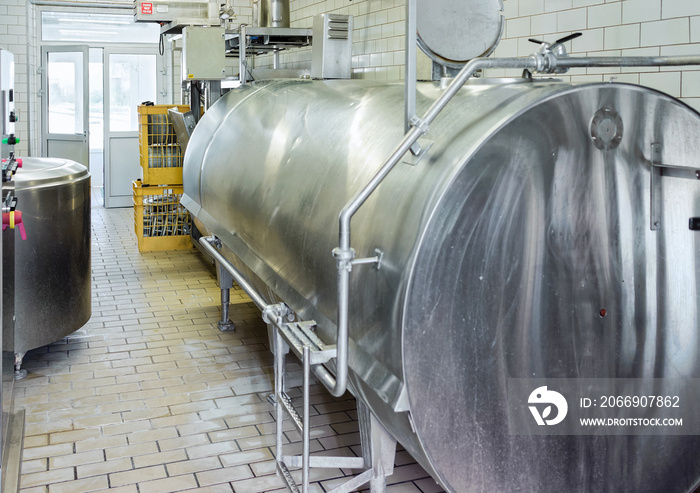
5;158;91;368
258;0;290;28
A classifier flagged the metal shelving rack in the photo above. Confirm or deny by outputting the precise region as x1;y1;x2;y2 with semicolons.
224;26;313;84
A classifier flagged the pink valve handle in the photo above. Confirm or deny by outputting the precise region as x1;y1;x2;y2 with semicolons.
1;158;22;167
2;211;27;240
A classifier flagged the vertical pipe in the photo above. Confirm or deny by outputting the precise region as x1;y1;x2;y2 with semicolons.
274;328;285;465
220;288;230;325
404;0;417;134
239;25;247;85
302;345;310;493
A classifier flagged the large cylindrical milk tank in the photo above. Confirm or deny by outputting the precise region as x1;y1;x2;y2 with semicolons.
7;158;91;360
182;79;700;492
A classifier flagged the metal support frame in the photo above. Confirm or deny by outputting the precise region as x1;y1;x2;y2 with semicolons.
198;236;396;493
239;24;248;85
215;261;235;331
13;353;26;381
650;142;700;231
404;0;417;135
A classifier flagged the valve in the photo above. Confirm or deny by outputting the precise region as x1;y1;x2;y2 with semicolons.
1;153;21;182
1;134;19;145
1;157;22;167
2;210;27;240
529;32;582;55
529;33;582;74
9;110;17;123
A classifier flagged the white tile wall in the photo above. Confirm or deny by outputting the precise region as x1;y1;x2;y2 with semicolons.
0;0;31;157
493;0;700;109
256;0;409;80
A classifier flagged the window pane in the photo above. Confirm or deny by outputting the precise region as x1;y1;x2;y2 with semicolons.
48;51;84;135
42;12;159;44
109;54;156;132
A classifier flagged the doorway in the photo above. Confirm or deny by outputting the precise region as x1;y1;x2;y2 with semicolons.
41;45;89;166
39;10;162;208
103;49;158;208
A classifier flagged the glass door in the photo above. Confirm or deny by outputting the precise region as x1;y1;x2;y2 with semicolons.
103;48;158;208
41;45;89;166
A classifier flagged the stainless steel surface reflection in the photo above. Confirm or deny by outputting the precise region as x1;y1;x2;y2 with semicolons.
182;78;700;492
9;158;91;357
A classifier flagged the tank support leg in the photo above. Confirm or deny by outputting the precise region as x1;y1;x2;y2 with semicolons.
359;401;396;493
13;352;26;380
215;262;235;331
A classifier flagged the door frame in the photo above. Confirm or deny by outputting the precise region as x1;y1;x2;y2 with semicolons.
40;44;90;166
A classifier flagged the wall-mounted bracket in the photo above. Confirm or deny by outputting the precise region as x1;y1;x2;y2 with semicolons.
650;143;700;231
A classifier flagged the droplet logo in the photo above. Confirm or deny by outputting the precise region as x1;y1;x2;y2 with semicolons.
528;386;568;426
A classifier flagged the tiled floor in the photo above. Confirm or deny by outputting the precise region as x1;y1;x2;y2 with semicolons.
14;195;440;493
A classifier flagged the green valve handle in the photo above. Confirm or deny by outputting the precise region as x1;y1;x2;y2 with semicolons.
2;136;19;145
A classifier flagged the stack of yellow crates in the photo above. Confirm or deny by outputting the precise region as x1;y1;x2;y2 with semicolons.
133;104;192;252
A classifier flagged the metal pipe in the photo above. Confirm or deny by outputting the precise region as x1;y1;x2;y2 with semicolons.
404;0;417;134
200;235;347;396
30;0;132;8
220;287;230;324
274;327;285;475
199;236;268;311
240;24;248;85
558;55;700;68
302;345;310;493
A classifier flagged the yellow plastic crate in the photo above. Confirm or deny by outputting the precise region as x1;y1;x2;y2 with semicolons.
138;104;190;185
133;180;193;252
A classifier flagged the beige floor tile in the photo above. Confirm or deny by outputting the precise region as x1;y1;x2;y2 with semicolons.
133;449;188;469
47;475;109;493
138;475;199;493
49;449;104;469
165;456;221;477
22;443;73;461
21;459;48;474
158;433;211;452
76;457;133;479
196;464;253;486
20;468;74;488
126;426;178;444
105;441;159;460
74;435;129;453
110;465;167;487
179;485;233;493
219;447;273;468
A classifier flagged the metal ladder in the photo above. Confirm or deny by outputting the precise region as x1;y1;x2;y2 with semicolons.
198;236;397;493
272;321;397;493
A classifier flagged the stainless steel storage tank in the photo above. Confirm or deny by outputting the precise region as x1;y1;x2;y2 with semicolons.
182;78;700;492
258;0;290;28
7;158;91;369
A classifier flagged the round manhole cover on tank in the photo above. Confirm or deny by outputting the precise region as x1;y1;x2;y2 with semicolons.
417;0;504;68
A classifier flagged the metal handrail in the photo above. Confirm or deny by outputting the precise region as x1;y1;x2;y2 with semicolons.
199;235;345;396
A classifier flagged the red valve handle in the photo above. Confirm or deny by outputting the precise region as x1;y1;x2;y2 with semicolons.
2;211;27;240
1;158;21;167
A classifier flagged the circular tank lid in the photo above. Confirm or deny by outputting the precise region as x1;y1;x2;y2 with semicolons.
11;157;90;190
417;0;504;68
